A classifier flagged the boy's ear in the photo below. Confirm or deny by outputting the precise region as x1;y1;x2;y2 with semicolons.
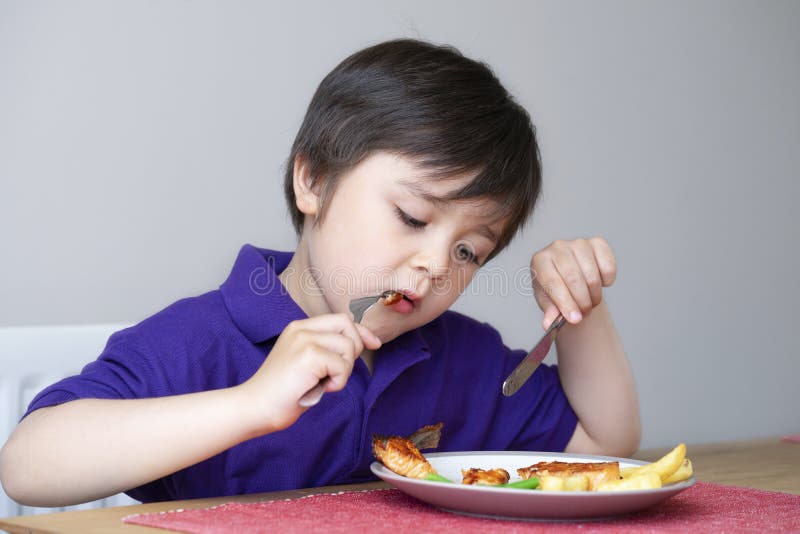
292;155;320;216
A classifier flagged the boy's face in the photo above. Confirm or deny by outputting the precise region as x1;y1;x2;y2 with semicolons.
291;151;505;343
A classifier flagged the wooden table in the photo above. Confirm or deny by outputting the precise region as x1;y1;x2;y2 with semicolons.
1;437;798;533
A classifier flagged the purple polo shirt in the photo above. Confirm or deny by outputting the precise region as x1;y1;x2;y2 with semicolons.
25;244;577;503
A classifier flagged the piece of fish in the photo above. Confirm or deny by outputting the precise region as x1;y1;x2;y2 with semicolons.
517;461;620;490
372;423;443;479
461;467;510;485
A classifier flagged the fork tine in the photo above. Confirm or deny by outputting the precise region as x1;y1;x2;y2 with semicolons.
349;295;381;324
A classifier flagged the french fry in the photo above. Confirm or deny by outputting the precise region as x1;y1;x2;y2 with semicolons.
563;474;590;491
620;465;638;478
621;443;686;483
596;472;662;491
663;459;693;485
539;475;565;491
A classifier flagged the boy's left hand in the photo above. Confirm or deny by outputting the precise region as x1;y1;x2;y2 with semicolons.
530;237;617;330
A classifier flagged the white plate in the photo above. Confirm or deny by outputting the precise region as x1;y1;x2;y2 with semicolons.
370;451;695;520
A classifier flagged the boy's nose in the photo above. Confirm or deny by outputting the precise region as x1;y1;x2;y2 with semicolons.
410;248;451;279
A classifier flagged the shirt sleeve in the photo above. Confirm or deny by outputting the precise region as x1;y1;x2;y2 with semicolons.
22;325;170;420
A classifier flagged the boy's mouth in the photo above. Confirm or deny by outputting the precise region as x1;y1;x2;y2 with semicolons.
383;290;418;314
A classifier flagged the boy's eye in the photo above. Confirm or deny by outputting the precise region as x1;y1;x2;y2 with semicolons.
395;207;427;229
454;242;480;266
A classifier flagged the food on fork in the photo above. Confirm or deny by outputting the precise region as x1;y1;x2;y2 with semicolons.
382;291;403;305
461;468;510;486
518;461;621;491
372;423;444;479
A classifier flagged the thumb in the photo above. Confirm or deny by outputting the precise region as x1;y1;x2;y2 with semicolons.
542;305;561;331
355;324;382;350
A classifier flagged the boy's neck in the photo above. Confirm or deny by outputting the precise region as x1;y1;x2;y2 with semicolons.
279;239;377;376
278;238;331;318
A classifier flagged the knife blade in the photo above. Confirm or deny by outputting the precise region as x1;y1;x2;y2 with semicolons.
502;315;567;396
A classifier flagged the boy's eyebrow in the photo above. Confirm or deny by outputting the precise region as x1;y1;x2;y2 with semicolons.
399;179;499;243
399;178;450;208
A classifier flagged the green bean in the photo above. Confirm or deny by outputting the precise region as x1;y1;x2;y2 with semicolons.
424;472;538;489
425;472;454;483
498;476;539;489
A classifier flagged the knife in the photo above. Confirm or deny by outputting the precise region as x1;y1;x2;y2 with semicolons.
502;315;567;396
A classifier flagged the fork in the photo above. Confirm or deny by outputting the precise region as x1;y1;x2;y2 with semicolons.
297;291;396;407
348;291;398;323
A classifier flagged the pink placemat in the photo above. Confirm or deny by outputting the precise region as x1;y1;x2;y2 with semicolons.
781;434;800;444
123;482;800;533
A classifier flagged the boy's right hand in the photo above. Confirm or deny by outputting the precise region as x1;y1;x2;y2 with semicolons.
237;314;381;434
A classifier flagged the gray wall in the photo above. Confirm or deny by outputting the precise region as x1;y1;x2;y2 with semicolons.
2;1;798;449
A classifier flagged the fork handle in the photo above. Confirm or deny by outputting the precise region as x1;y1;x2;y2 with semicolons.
298;379;329;407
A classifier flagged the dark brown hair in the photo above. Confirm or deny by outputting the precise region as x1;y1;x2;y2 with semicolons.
284;39;542;260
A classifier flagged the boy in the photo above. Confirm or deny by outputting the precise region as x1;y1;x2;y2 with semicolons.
0;39;640;506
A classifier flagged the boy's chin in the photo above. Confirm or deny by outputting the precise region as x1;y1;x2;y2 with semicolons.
363;317;424;347
360;317;397;343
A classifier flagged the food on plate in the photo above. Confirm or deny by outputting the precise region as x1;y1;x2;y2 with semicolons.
518;461;621;491
620;443;687;483
461;468;510;485
382;291;403;305
372;424;518;487
373;423;692;493
596;472;662;491
563;474;590;491
663;459;693;485
537;473;591;491
372;423;443;479
539;475;565;491
526;444;691;492
498;477;540;489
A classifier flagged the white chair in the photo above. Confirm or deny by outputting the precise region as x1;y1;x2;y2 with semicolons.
0;324;139;517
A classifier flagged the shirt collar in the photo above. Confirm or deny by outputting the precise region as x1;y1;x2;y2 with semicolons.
220;244;308;343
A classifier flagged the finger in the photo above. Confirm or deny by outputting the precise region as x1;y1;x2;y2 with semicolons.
292;314;375;355
530;264;552;311
542;305;561;331
296;342;354;408
589;237;617;287
553;252;592;320
355;323;382;350
302;331;358;364
531;267;560;330
329;313;380;353
572;240;603;308
300;342;353;391
538;272;582;324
